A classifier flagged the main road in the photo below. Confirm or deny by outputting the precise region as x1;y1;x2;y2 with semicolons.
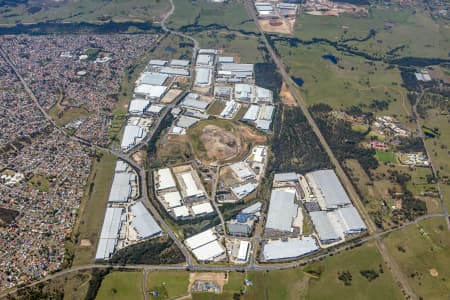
243;1;417;298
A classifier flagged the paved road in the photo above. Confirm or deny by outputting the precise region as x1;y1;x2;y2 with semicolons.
243;1;417;298
0;212;443;299
412;90;450;230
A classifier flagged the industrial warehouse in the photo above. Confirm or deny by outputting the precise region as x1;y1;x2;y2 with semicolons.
259;169;367;260
153;165;214;219
96;161;162;261
184;229;226;262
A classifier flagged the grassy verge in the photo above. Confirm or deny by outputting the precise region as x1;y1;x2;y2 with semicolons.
147;271;189;299
72;152;116;266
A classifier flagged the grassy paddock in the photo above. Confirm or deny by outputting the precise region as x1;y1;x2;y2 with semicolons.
376;151;397;163
147;271;189;299
384;217;450;299
96;271;143;300
0;0;169;24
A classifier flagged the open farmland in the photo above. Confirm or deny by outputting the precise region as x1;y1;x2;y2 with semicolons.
96;271;143;300
384;217;450;299
147;271;189;299
294;7;450;59
167;0;257;33
0;0;170;24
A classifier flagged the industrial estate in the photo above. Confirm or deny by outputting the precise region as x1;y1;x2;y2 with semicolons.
0;0;449;299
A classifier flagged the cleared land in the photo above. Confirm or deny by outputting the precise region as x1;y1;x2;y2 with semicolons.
72;152;116;266
187;119;266;165
384;217;450;299
0;0;170;24
96;271;143;300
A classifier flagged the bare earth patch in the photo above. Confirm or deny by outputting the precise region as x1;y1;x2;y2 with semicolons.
200;125;242;161
259;19;294;34
80;239;92;247
280;81;298;106
429;268;439;277
188;273;227;292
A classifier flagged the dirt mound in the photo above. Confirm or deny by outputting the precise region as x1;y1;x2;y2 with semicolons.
429;268;439;277
200;125;241;161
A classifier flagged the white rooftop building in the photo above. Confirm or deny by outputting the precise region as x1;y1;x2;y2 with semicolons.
230;162;255;180
128;99;150;115
231;182;257;199
192;240;225;261
306;170;351;210
163;191;182;208
192;202;214;216
242;105;260;121
185;228;217;250
108;172;134;203
121;125;146;151
265;189;298;233
156;168;177;191
237;240;250;262
173;205;190;218
95;207;124;261
262;237;319;261
309;211;341;244
195;68;212;86
134;84;167;100
137;72;168;86
130;201;162;239
181;172;205;198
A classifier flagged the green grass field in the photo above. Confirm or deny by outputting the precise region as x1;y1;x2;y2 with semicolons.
294;7;449;59
0;0;169;24
146;271;189;299
376;151;397;163
72;152;116;266
383;217;450;299
275;42;411;122
96;271;143;300
168;0;256;32
194;32;264;63
48;105;90;126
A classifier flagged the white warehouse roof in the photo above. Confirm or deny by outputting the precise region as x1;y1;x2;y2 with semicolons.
196;54;213;65
195;68;212;85
237;240;250;261
95;207;124;261
130;201;162;239
230;162;255;180
192;202;214;216
185;228;217;250
160;67;190;76
265;189;298;232
138;72;168;86
170;59;190;67
192;240;225;261
129;99;150;115
231;182;257;199
134;84;167;99
156;168;176;191
242;105;260;121
181;172;205;198
274;172;298;182
163;191;182;208
173;205;190;218
108;172;134;203
306;170;351;210
121;125;145;151
334;206;367;235
310;211;341;243
262;237;319;261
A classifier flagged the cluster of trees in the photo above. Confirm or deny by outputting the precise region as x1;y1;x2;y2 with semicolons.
85;268;112;300
387;170;427;222
310;104;379;173
270;106;331;174
110;236;185;265
0;207;19;226
0;21;162;35
8;283;64;300
254;63;282;95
